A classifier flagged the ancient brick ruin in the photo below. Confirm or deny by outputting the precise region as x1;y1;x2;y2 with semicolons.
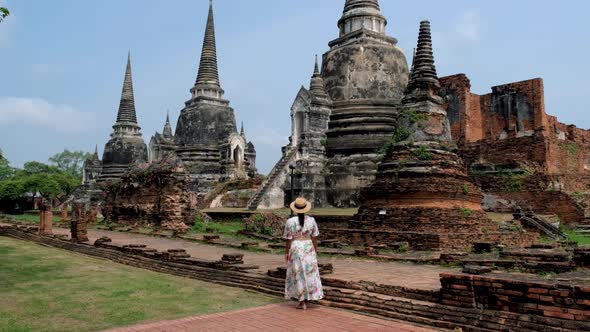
59;205;68;223
318;21;539;251
70;202;88;242
102;158;199;231
3;224;588;332
38;200;53;236
68;0;259;227
251;0;409;209
441;74;590;224
251;0;590;229
88;203;99;225
148;0;257;191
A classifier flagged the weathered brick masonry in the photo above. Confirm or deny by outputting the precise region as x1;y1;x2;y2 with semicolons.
441;74;590;224
102;160;199;231
440;273;590;324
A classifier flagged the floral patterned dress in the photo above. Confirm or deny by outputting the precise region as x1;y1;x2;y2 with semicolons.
283;216;324;301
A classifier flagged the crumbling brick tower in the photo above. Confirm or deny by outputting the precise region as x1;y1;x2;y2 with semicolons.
353;21;536;251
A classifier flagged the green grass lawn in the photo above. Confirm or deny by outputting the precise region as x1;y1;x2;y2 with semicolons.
202;207;358;216
7;214;61;224
563;228;590;246
192;221;245;235
0;237;278;332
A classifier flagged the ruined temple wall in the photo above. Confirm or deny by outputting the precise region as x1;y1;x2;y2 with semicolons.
441;75;547;143
480;78;545;140
442;74;590;177
103;174;198;228
473;173;585;223
460;135;548;170
544;116;590;174
440;74;484;143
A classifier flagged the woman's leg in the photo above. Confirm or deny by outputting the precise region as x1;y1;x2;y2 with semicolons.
297;300;307;310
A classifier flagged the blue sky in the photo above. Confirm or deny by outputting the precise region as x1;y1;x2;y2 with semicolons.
0;0;589;174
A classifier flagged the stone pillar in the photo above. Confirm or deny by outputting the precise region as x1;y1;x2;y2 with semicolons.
70;202;89;242
39;206;45;229
60;205;68;222
38;200;53;235
88;203;99;225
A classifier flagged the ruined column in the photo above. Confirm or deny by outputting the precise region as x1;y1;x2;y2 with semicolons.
88;203;99;225
60;205;68;223
38;200;53;235
70;202;89;242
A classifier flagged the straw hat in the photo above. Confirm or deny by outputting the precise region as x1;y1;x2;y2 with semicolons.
290;197;312;214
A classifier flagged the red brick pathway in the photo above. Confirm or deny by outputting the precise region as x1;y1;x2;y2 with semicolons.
50;228;458;291
104;303;440;332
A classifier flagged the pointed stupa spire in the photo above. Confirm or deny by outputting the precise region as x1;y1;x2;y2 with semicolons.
195;0;220;88
115;52;138;124
163;110;173;138
409;21;438;85
403;21;443;104
240;121;246;137
339;0;386;37
309;55;328;102
189;0;227;104
92;145;99;160
313;54;320;74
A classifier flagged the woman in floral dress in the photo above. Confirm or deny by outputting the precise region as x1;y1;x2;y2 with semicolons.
283;197;324;310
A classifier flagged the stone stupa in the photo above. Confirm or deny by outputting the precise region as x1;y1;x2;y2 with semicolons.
352;21;535;251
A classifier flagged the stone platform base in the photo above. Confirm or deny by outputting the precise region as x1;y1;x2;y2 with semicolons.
321;228;539;252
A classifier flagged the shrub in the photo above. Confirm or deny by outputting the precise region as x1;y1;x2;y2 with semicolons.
412;145;433;160
567;143;580;157
404;110;430;124
462;185;470;195
377;127;411;156
506;223;523;232
244;212;285;237
458;207;473;218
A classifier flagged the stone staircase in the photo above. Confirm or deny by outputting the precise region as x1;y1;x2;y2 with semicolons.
247;147;298;210
516;213;568;240
576;224;590;237
568;191;590;222
98;164;131;183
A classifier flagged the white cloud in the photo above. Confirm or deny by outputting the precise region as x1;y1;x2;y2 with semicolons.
455;9;484;42
0;97;97;133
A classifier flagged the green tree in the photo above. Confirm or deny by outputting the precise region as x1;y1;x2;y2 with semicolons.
0;179;24;201
0;7;9;23
49;150;93;179
0;148;14;180
22;174;62;199
0;159;81;202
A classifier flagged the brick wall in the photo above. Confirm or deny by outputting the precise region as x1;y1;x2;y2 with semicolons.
472;172;585;223
102;166;199;230
440;273;590;325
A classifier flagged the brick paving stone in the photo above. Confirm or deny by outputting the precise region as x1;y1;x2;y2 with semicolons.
104;303;441;332
51;228;458;291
